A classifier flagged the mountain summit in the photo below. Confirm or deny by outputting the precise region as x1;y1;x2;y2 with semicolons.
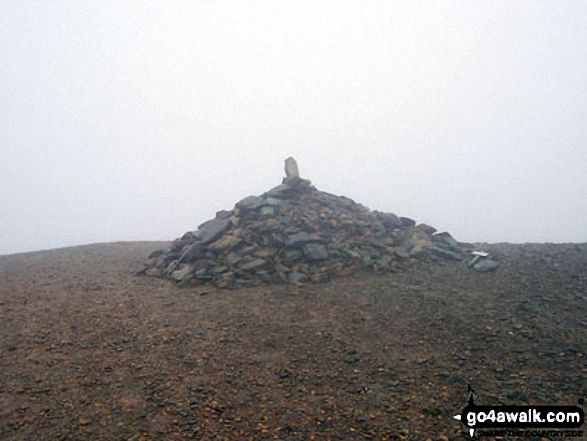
141;158;466;288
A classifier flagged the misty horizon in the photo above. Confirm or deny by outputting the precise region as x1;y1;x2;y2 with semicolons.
2;1;586;255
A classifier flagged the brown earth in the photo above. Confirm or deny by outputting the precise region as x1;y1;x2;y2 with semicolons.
0;241;586;440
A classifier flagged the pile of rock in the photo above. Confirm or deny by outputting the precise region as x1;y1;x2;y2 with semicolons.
141;158;468;288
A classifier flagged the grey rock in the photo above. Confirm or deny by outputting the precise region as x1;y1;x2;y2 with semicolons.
262;197;283;207
409;244;424;257
195;268;212;279
399;238;415;251
240;258;267;272
225;252;242;266
264;183;294;199
428;246;463;261
285;232;323;248
253;248;277;258
399;217;416;227
380;212;401;229
282;249;303;263
353;220;369;228
284;226;301;234
208;235;241;251
180;231;200;241
416;223;437;235
209;265;228;275
372;222;386;237
148;249;165;259
239;246;257;256
362;255;373;266
178;243;206;263
302;243;329;261
289;272;308;284
274;264;291;274
235;195;263;211
145;268;162;277
285;157;300;179
165;260;179;275
171;265;194;283
434;232;460;251
197;218;231;245
260;206;275;217
473;259;499;272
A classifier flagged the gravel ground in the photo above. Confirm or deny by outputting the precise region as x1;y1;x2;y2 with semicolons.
1;241;586;440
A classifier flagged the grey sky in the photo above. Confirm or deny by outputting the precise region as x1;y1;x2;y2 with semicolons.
1;1;586;255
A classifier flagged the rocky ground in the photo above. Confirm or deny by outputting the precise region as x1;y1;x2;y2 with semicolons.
0;241;586;440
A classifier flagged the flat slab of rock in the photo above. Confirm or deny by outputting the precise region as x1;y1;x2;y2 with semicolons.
236;195;263;211
240;258;267;272
198;219;231;244
428;246;463;261
285;232;323;248
262;197;283;207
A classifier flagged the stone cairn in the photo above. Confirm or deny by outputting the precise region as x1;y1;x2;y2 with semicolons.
141;158;466;288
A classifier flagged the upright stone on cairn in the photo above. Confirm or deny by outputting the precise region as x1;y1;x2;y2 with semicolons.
285;157;300;180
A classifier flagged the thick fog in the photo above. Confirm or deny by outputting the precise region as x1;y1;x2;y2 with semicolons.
1;1;586;255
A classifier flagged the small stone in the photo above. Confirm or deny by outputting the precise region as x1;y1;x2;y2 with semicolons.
210;265;228;275
274;264;291;274
379;212;401;229
215;210;232;220
254;248;277;258
277;368;292;379
289;272;308;284
262;197;283;207
302;243;329;261
145;268;162;277
171;265;194;283
148;249;165;259
428;246;463;261
225;252;242;266
399;217;416;227
415;223;437;235
473;259;499;272
240;258;267;272
372;221;386;236
434;231;460;251
409;245;424;257
282;249;303;263
264;183;294;199
260;206;275;216
165;260;178;275
285;232;323;248
208;235;241;251
235;195;263;211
